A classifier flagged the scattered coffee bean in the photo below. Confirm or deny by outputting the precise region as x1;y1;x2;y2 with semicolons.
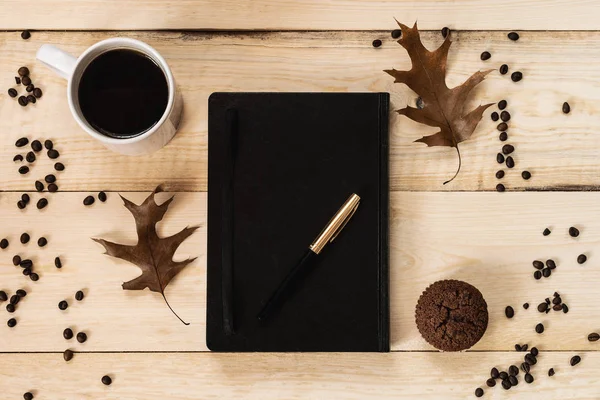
10;295;20;305
75;290;84;301
542;268;551;278
0;239;8;249
63;328;74;339
35;181;44;192
486;378;496;387
515;344;522;351
26;152;36;163
499;64;508;75
83;195;95;206
499;371;509;380
538;302;548;313
102;375;112;385
524;373;533;383
552;304;562;311
391;29;402;39
22;268;31;276
7;303;15;313
372;39;382;48
37;198;48;209
521;362;530;373
548;368;555;376
16;289;26;297
64;349;74;362
30;273;39;281
18;67;30;77
588;333;600;342
20;259;32;268
501;379;511;390
15;137;29;147
577;254;587;264
508;32;520;41
497;122;508;131
499;131;508;141
521;344;529;351
506;156;515;168
8;88;18;98
17;200;26;209
15;76;21;84
508;375;518;386
13;255;21;266
496;170;505;179
530;347;539;357
54;162;65;171
37;237;47;247
21;30;31;40
500;111;511;122
496;184;505;193
44;139;53;150
45;174;56;184
77;332;88;343
546;259;556;269
475;387;483;397
502;144;515;155
525;354;537;365
533;260;544;269
48;183;58;193
441;27;450;38
570;355;581;366
545;297;551;305
498;100;507;110
509;365;519;376
47;149;59;159
496;153;505;164
25;84;34;93
562;102;571;114
55;257;62;269
0;291;7;302
13;154;24;162
98;191;107;202
24;393;33;400
33;87;43;98
18;96;28;106
535;323;544;334
569;227;579;237
20;233;30;244
523;303;529;310
7;318;17;328
521;171;531;180
511;71;523;82
480;51;491;61
490;367;499;379
534;270;542;279
491;112;499;121
27;95;36;104
18;165;29;174
58;300;68;310
505;306;515;318
21;76;31;86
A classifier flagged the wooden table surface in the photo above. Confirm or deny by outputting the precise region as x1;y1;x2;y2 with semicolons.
2;1;600;399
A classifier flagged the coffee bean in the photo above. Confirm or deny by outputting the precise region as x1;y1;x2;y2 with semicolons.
546;259;556;269
15;137;29;147
47;149;59;159
496;170;504;179
475;387;483;397
15;76;21;84
535;323;544;334
521;170;531;180
499;64;509;75
21;30;31;40
7;318;17;328
496;153;505;164
33;88;43;98
23;393;33;400
499;131;508;141
589;333;600;342
508;376;518;386
537;302;548;313
491;112;499;121
553;291;560;297
55;257;62;269
553;304;563;311
511;71;523;82
391;29;402;39
441;27;450;38
18;67;30;77
18;165;29;174
533;260;544;269
21;76;31;86
44;139;53;150
497;122;508;131
0;291;7;302
521;362;530;373
499;371;508;380
30;273;39;281
13;154;24;162
524;373;533;383
501;111;511;122
64;349;74;362
6;303;15;313
77;332;87;343
486;378;496;387
552;296;561;305
570;355;581;366
20;233;30;244
480;51;491;60
58;300;68;310
525;354;537;365
18;96;28;106
498;100;507;110
496;184;505;193
542;268;551;278
37;237;47;247
98;191;107;202
506;156;515;168
19;192;28;203
548;368;555;376
16;289;26;298
37;198;48;209
505;306;515;318
10;295;20;305
27;95;36;104
490;367;499;379
35;181;44;192
508;32;520;41
562;102;571;114
502;144;514;155
25;84;34;93
26;152;36;163
83;195;95;206
102;375;112;385
501;379;511;390
46;183;58;193
515;344;522;351
20;259;32;268
372;39;382;48
523;303;529;310
0;239;8;250
530;347;539;356
44;174;56;184
75;290;84;301
577;254;587;264
63;328;74;339
8;88;18;98
29;141;42;154
509;365;519;376
22;268;31;276
13;255;21;266
569;227;580;237
546;297;551;304
17;200;26;209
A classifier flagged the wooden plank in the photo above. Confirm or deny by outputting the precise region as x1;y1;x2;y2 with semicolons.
1;191;600;352
0;0;599;31
1;352;598;399
3;31;600;192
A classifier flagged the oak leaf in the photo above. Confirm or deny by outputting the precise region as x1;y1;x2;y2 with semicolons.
385;22;494;184
93;186;198;325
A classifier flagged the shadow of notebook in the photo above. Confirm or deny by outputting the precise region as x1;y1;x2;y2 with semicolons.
207;92;389;352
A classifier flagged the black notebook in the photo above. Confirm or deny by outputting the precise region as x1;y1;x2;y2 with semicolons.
206;92;390;352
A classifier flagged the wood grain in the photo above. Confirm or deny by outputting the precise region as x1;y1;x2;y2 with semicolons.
0;0;599;30
1;352;598;399
3;30;600;192
1;191;599;352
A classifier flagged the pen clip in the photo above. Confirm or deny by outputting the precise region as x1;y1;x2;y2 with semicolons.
330;199;360;243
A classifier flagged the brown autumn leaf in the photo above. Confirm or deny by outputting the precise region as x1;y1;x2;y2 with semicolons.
385;21;494;184
93;186;199;325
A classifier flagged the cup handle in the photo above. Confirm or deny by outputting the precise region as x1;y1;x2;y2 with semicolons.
36;44;77;80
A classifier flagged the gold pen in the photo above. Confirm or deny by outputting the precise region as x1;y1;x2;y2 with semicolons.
257;193;361;322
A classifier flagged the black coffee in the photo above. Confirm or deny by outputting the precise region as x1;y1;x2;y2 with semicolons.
78;49;168;139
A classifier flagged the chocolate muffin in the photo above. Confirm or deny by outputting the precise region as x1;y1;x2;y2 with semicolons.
415;279;488;351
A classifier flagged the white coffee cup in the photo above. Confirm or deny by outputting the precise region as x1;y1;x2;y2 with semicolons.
37;38;183;155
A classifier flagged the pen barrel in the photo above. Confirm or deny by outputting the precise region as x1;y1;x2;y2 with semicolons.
257;249;318;322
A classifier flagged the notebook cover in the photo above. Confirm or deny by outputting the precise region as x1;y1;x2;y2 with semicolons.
206;92;389;352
